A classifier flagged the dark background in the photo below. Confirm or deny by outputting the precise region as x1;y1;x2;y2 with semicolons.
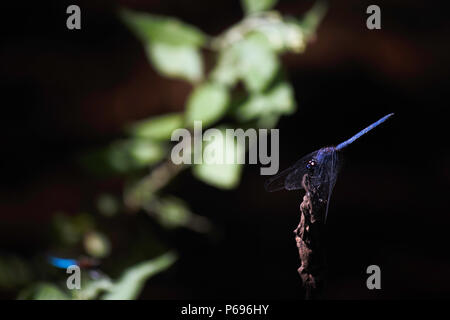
0;0;449;299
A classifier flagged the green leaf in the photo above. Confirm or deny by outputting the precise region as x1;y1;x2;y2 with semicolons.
153;196;192;228
52;213;94;245
241;0;278;14
185;83;230;128
240;35;279;92
127;140;165;166
18;283;69;300
256;113;281;129
102;251;177;300
73;277;113;300
212;34;279;93
107;139;165;173
152;196;212;233
210;46;240;88
120;9;206;82
234;81;296;121
252;19;306;53
298;1;328;39
129;113;184;141
192;128;244;189
96;193;119;217
83;231;111;258
120;9;206;47
145;43;203;82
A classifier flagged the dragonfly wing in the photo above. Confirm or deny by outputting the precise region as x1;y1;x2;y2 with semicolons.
323;149;340;222
264;165;296;192
264;150;318;192
285;151;319;190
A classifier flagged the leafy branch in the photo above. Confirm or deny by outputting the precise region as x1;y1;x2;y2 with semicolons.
12;0;327;300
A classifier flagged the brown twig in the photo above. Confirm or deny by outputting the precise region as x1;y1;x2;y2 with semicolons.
294;174;327;300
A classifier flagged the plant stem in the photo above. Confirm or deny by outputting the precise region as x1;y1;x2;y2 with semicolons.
294;174;327;299
124;160;188;211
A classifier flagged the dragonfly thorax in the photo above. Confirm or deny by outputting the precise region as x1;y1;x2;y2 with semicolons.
315;146;337;163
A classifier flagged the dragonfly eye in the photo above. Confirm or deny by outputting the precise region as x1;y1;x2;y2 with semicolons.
307;159;316;170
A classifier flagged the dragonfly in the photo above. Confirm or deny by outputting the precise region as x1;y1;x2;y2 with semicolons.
265;113;394;222
48;255;100;269
48;255;106;281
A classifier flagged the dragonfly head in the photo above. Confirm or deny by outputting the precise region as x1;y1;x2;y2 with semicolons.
314;147;336;164
306;147;340;180
306;159;317;170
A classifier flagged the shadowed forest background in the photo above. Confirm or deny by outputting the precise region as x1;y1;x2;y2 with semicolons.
0;0;449;299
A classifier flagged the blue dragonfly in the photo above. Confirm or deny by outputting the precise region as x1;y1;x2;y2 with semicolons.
48;255;99;269
48;255;105;280
265;113;394;222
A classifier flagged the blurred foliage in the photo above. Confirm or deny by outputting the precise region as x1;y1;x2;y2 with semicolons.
18;283;70;300
18;252;176;300
234;80;296;121
146;42;204;82
83;231;111;258
192;127;245;189
101;251;177;300
52;212;95;246
129;113;184;141
120;10;206;82
185;82;230;128
242;0;278;14
96;193;120;217
115;0;326;190
0;255;33;289
10;0;326;300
